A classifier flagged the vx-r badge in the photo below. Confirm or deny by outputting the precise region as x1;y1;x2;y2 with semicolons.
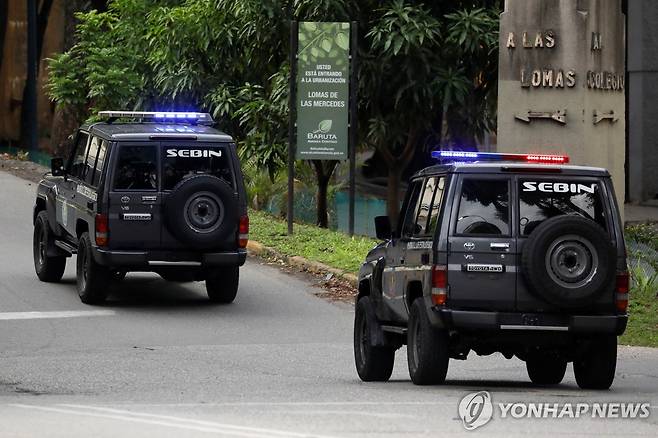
464;242;476;251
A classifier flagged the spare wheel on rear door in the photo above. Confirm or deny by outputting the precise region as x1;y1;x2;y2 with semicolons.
164;175;237;249
521;215;615;308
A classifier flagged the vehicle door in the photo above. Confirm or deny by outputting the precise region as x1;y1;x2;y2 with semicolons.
399;176;447;317
107;143;162;250
447;175;517;311
381;179;423;321
58;131;90;238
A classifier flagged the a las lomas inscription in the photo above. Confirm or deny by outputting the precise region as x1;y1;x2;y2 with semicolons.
496;0;626;218
506;30;623;92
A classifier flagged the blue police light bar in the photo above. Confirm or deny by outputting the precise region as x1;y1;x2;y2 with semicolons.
431;150;569;164
98;111;214;125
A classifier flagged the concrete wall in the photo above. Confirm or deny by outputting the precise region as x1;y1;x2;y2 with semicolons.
497;0;626;208
627;0;658;202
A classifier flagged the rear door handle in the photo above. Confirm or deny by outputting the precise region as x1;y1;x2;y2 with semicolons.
490;243;510;251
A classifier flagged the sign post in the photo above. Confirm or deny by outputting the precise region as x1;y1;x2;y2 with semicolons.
288;21;355;235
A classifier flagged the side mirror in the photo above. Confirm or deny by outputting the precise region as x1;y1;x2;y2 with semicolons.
51;157;65;176
374;215;392;240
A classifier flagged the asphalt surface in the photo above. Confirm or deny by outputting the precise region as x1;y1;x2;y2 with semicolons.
0;170;657;437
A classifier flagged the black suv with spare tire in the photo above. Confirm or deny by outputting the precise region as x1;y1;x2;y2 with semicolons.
33;111;248;304
354;152;628;390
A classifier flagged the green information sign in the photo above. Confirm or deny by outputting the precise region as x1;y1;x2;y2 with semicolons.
296;22;350;160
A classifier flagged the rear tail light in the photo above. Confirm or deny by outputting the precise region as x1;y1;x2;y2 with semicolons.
95;213;109;247
615;271;629;313
431;265;448;306
238;215;249;248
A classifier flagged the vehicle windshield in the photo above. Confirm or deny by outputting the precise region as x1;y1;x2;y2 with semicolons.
162;145;234;190
518;179;607;235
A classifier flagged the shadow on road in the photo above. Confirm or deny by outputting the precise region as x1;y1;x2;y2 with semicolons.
101;275;214;308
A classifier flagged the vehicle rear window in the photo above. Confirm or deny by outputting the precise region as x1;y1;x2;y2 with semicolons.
519;179;606;235
456;179;510;236
162;146;233;190
114;146;157;191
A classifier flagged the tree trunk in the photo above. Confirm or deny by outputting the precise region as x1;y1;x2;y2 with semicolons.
312;160;338;228
386;164;402;228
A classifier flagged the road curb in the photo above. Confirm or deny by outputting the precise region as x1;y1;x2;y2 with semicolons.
246;240;358;287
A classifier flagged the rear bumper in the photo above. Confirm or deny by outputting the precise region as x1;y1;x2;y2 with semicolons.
430;307;628;336
92;247;247;268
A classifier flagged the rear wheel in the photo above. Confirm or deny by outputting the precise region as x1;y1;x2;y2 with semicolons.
206;266;239;303
33;211;66;282
526;354;567;385
574;336;617;390
354;296;395;382
407;298;449;385
76;232;110;305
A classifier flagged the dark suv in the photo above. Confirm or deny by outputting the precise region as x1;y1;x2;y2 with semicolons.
354;152;628;390
33;111;249;305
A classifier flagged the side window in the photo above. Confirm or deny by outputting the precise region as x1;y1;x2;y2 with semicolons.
456;179;510;236
113;146;157;191
401;181;423;237
91;140;108;187
425;177;446;236
83;136;101;185
412;177;438;237
69;132;89;180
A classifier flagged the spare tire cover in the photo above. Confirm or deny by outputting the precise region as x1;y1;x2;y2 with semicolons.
164;175;237;249
521;215;615;308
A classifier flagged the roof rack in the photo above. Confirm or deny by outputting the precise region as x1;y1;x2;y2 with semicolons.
98;111;214;125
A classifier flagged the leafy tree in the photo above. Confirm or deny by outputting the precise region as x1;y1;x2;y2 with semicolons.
47;0;500;228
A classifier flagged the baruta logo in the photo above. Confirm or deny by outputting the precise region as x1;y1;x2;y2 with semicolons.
459;391;493;430
308;120;337;140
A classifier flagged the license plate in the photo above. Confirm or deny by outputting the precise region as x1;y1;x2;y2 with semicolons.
464;264;504;273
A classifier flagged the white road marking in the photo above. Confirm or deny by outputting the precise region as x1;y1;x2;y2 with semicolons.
11;404;339;438
0;310;115;321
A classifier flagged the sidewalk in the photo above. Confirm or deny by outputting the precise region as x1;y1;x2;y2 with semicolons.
625;202;658;224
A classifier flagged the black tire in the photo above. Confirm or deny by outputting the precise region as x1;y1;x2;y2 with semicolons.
526;354;567;385
354;296;395;382
407;298;449;385
164;175;237;249
76;232;110;305
206;266;239;303
574;336;617;390
521;216;615;308
33;211;66;282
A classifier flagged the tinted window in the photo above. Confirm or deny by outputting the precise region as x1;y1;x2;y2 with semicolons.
456;179;510;236
519;179;606;235
162;146;233;190
84;136;101;186
401;181;422;237
92;139;108;187
114;146;157;191
426;177;446;236
70;132;89;180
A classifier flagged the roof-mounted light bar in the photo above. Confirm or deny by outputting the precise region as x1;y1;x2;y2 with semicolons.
431;150;569;164
98;111;214;125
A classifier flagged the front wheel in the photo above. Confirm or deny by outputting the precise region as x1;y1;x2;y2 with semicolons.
33;211;66;282
574;336;617;390
354;296;395;382
206;266;239;303
76;232;110;305
407;298;449;385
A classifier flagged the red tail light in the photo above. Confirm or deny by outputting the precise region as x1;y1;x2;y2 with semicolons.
238;215;249;248
615;271;629;313
95;213;109;247
431;265;448;306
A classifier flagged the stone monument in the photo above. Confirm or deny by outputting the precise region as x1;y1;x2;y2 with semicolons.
497;0;626;209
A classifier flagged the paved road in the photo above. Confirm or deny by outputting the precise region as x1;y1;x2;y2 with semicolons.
0;170;657;437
